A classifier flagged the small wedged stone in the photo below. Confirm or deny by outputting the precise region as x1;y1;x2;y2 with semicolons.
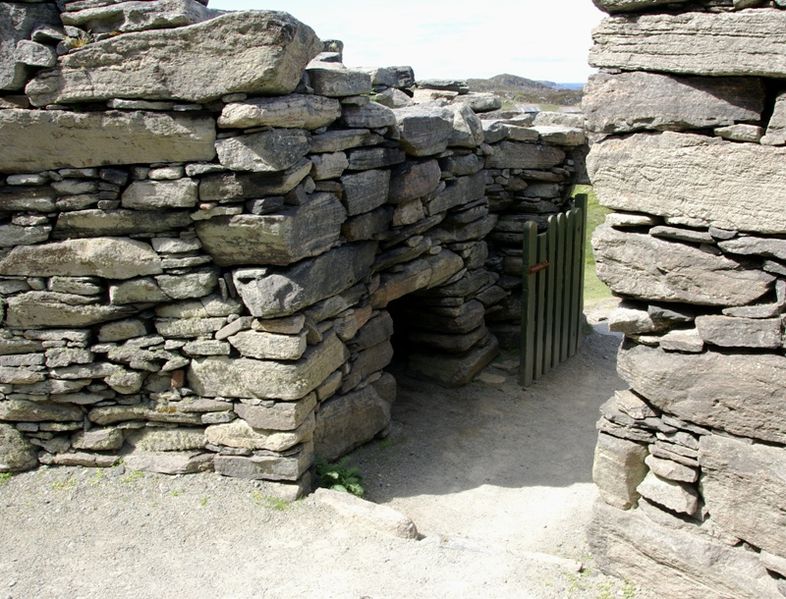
0;237;161;280
198;159;311;203
126;428;206;451
205;415;314;453
196;193;345;267
213;442;312;481
188;333;349;400
618;342;786;445
0;400;82;423
0;110;215;173
121;179;198;210
486;141;565;170
228;330;307;361
593;225;773;306
0;2;60;91
342;102;396;129
307;66;371;98
26;12;322;106
636;471;699;516
218;94;342;130
71;427;124;451
233;242;377;319
235;394;317;431
590;10;786;79
341;170;390;216
695;315;782;349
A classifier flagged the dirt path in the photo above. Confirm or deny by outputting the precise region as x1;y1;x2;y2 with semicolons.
0;307;655;599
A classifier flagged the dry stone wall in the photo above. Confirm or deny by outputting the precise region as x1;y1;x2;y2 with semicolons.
0;1;585;498
586;1;786;597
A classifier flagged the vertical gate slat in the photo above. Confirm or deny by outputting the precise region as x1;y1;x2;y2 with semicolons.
543;215;557;374
560;209;576;363
551;213;566;368
519;221;538;387
572;194;589;356
534;233;548;379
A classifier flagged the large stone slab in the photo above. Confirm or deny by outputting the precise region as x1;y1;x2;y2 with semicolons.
213;443;312;482
233;242;377;318
695;315;782;349
218;94;341;130
0;238;162;279
486;141;565;169
61;0;208;34
54;209;192;238
592;0;689;13
198;160;311;203
584;72;764;135
0;424;38;472
314;385;391;461
26;12;322;105
0;110;215;173
590;10;786;78
0;2;60;91
188;333;348;400
589;502;784;599
589;133;786;234
592;225;773;306
699;434;786;559
617;343;786;445
5;291;135;328
196;193;346;267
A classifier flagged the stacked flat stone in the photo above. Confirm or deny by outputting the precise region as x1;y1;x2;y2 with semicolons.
586;1;786;597
0;1;585;498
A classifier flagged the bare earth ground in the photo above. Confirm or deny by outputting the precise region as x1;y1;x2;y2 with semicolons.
0;300;656;599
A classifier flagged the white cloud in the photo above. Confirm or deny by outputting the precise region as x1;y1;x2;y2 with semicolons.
209;0;605;83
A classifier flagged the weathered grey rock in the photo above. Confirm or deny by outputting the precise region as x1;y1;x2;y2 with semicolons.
636;471;699;516
592;0;689;12
218;94;342;130
310;152;349;180
593;433;649;510
215;129;310;173
393;105;455;156
0;424;37;472
589;132;786;234
388;160;441;204
0;224;51;247
155;317;226;338
196;193;345;267
341;170;390;216
54;209;191;238
232;243;377;319
342;102;396;129
761;92;786;146
722;303;781;319
593;225;773;306
408;335;499;387
0;187;55;213
695;315;782;349
700;435;786;559
6;291;134;328
486;141;566;170
447;104;484;148
126;427;205;451
234;394;316;431
313;488;418;539
26;12;321;105
589;502;784;599
124;450;213;474
719;235;786;262
584;72;764;135
110;278;169;305
0;400;82;423
155;270;216;300
213;443;311;481
307;66;371;98
205;416;313;453
189;333;348;400
310;129;383;153
590;10;786;78
121;179;198;210
618;343;786;444
607;306;665;335
314;385;391;461
650;226;714;245
198;160;311;203
372;88;413;109
61;0;208;34
228;330;307;361
456;93;501;113
71;427;124;451
0;2;60;91
0;110;215;173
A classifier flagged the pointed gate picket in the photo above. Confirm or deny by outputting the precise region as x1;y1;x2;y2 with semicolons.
519;194;588;387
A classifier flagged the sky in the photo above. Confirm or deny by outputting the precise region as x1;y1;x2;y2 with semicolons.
209;0;606;84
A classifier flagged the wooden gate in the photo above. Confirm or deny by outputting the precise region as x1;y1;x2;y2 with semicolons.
519;194;588;387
